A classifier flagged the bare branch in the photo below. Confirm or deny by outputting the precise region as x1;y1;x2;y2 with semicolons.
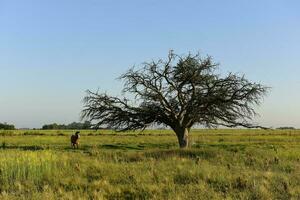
82;51;269;140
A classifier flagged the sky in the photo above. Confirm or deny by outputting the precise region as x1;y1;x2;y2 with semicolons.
0;0;300;128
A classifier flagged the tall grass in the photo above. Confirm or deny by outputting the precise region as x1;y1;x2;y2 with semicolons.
0;129;300;199
0;151;58;189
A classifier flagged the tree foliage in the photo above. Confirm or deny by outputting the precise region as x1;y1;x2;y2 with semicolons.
82;51;269;148
0;122;15;130
42;121;92;130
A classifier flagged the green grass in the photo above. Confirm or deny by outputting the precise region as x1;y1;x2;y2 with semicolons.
0;129;300;199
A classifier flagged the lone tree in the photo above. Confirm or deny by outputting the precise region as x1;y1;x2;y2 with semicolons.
82;51;268;148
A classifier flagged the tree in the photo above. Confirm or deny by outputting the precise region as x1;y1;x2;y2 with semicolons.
0;122;15;130
42;121;92;130
82;51;268;148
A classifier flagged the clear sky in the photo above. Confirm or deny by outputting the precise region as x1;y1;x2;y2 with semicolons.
0;0;299;128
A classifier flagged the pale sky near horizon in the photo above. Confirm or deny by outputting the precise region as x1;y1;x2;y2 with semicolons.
0;0;300;128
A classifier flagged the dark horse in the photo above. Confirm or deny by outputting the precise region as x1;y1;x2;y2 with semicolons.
71;131;80;149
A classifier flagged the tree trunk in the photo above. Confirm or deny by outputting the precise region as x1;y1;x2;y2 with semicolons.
175;127;189;148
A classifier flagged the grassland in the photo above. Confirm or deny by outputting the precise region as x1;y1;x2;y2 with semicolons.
0;129;300;199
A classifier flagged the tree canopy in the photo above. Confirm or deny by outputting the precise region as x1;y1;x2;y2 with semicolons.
0;122;15;130
82;51;268;148
42;121;92;130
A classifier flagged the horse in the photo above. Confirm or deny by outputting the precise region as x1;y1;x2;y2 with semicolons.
71;131;80;149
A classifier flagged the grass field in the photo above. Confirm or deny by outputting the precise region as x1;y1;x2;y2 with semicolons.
0;129;300;199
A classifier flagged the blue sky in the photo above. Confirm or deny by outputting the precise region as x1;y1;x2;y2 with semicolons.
0;0;299;128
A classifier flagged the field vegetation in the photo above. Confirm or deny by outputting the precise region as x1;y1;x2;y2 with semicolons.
0;129;300;199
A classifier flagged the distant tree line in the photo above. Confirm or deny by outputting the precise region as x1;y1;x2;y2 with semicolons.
276;127;296;130
42;121;92;130
0;122;15;130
